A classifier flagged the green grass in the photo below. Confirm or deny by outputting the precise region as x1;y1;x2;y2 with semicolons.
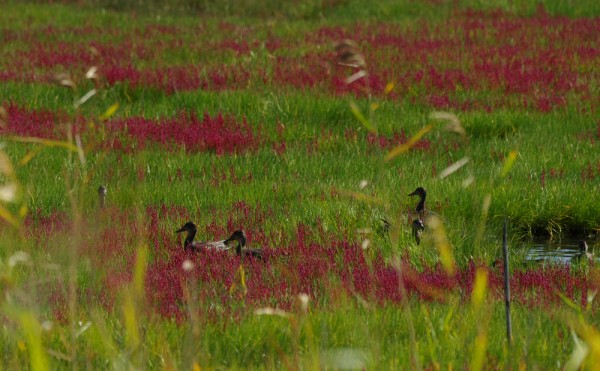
1;0;599;369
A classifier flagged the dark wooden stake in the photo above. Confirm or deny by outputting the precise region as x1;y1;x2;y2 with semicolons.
503;217;512;345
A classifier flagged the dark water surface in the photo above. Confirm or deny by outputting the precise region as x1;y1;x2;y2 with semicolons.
524;238;598;265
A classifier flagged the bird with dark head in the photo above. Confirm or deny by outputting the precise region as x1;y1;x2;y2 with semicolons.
408;187;427;217
408;187;427;245
224;230;264;260
175;221;230;252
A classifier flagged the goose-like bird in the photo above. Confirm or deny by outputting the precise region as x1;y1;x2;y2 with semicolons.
408;187;427;217
408;187;427;245
175;221;231;252
378;187;428;244
224;230;264;260
98;185;107;209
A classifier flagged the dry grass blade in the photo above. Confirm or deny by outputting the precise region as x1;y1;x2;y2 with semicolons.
462;175;475;188
3;306;49;371
500;150;518;177
439;156;470;179
565;329;589;371
85;66;99;80
345;70;367;84
0;150;20;226
254;307;291;318
0;106;7;128
349;102;377;133
18;146;45;167
0;183;18;202
567;317;600;368
53;73;76;89
75;135;86;167
8;251;31;268
75;89;97;108
428;215;456;275
384;82;395;95
430;111;467;141
0;151;16;177
385;124;433;162
100;103;119;120
0;204;20;227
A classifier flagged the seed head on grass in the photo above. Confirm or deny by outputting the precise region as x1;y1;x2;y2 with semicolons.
430;111;467;142
53;73;76;89
335;39;368;85
335;39;366;68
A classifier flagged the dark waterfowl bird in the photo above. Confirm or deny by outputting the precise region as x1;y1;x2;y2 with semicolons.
377;187;429;244
573;240;593;263
408;187;427;245
175;221;231;252
98;185;107;209
408;187;427;217
224;230;264;260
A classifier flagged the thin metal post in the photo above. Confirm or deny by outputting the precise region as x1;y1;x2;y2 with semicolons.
503;217;512;344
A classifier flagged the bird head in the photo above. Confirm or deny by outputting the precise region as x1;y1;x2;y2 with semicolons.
176;221;197;234
224;230;247;248
408;187;426;198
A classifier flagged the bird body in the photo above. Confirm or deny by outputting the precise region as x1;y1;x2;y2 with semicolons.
412;219;425;245
175;222;231;252
408;187;427;245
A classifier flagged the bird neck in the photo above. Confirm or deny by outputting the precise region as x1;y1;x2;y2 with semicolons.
416;193;426;214
225;233;246;251
184;230;196;248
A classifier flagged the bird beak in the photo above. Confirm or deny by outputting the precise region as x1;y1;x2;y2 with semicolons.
408;190;417;196
175;227;185;233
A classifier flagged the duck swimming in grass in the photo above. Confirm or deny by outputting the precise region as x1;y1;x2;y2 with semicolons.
408;187;427;245
378;187;429;244
175;221;231;252
224;230;264;260
408;187;427;218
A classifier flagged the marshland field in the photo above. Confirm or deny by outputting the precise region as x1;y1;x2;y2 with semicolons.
0;0;599;369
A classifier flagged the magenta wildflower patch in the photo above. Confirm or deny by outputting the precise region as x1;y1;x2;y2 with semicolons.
1;7;597;111
104;111;260;154
24;204;600;321
2;103;260;154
